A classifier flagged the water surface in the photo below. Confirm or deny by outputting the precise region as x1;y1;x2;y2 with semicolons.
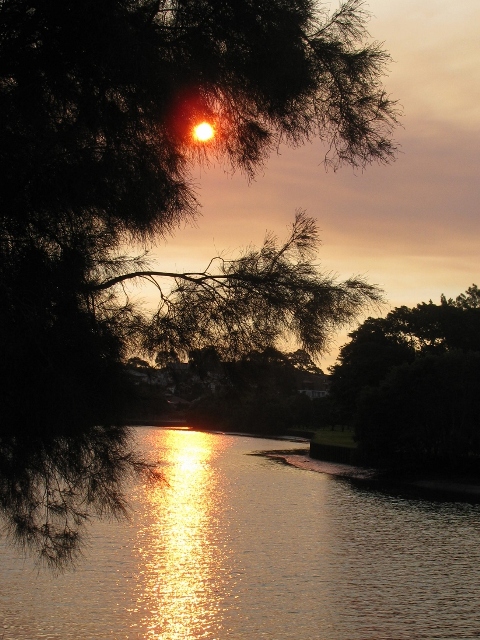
1;428;480;639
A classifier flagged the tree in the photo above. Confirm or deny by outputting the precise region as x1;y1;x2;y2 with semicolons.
189;346;223;380
355;351;480;469
442;284;480;310
1;0;397;566
187;346;316;434
329;316;415;423
105;211;384;361
329;286;480;468
329;285;480;423
286;349;324;374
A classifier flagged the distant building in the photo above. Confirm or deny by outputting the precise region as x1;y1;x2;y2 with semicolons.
297;371;330;399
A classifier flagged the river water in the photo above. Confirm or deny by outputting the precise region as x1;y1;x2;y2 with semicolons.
1;427;480;639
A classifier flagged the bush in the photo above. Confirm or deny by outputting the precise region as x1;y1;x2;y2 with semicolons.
355;351;480;470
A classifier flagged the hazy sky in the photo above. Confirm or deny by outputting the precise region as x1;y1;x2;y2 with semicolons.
148;0;480;368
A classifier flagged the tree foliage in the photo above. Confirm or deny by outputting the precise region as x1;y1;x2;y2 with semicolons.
1;0;398;242
441;284;480;310
329;286;480;468
355;351;480;469
329;315;415;423
186;345;328;434
95;211;383;362
0;424;161;569
0;0;397;566
330;285;480;417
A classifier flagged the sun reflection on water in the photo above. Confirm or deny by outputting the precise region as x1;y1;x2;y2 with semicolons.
133;430;230;639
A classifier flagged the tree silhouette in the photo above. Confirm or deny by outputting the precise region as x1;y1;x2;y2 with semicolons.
355;351;480;469
330;287;480;466
0;0;397;567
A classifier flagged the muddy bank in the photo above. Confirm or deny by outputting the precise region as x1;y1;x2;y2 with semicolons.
265;451;480;502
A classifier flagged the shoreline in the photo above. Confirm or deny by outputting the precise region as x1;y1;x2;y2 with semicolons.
129;425;480;502
130;422;311;442
265;452;480;502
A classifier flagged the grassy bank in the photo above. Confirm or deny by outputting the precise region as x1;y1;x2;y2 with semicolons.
309;428;358;465
311;429;357;449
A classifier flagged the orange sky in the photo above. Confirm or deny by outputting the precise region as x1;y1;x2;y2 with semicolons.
145;0;480;369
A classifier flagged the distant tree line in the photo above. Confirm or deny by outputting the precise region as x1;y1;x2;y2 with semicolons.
123;347;331;434
186;347;331;434
329;285;480;472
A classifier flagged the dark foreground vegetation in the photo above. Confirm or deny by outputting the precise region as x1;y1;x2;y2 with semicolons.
0;0;397;566
329;285;480;475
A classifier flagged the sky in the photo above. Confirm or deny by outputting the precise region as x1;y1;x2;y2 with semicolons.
147;0;480;369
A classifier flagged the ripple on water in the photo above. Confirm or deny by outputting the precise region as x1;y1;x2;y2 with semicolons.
1;429;480;639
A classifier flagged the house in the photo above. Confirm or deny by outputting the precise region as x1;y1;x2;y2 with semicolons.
297;371;330;399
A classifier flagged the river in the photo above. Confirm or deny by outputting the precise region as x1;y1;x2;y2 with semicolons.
1;427;480;639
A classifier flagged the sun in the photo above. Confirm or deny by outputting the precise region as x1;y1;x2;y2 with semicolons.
193;121;215;142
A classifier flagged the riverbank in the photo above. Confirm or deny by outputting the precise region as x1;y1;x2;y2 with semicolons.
265;451;480;502
127;418;187;427
128;424;480;501
129;421;312;442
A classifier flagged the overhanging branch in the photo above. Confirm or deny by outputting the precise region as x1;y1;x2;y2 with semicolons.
91;270;209;291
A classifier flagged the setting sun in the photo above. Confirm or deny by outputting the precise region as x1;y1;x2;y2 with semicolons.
193;121;215;142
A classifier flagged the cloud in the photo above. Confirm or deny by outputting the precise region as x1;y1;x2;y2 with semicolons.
145;1;480;365
367;0;480;129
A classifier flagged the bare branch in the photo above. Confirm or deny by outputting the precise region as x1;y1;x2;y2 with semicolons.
87;214;385;361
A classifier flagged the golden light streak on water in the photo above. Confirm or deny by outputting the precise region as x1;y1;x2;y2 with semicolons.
2;430;480;639
133;430;230;640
